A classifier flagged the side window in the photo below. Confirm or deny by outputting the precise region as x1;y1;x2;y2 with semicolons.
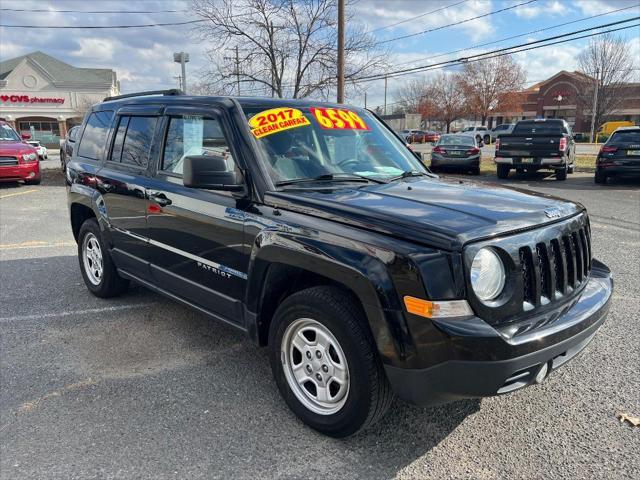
109;115;158;168
161;115;236;175
77;110;113;160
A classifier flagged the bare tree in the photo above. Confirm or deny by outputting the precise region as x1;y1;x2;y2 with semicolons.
191;0;387;99
458;55;526;125
577;33;635;139
430;73;467;133
392;78;432;113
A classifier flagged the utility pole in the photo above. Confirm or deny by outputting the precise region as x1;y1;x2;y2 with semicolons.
173;52;189;94
589;68;599;143
225;47;242;95
336;0;345;103
364;91;367;109
383;76;388;115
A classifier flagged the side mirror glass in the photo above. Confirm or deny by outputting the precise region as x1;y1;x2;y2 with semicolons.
183;155;245;192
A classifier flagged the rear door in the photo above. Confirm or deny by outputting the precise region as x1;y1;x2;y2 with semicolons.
94;105;162;279
144;107;248;325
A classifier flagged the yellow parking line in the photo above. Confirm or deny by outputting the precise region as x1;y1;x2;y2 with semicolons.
0;189;38;199
0;241;76;250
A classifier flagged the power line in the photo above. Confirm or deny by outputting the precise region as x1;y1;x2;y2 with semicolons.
367;0;469;33
375;0;539;45
388;3;640;69
0;19;206;29
0;7;188;13
356;17;640;82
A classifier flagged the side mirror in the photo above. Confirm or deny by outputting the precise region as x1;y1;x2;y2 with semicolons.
183;155;245;192
21;133;31;140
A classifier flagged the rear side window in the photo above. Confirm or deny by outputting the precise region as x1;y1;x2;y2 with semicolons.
161;116;236;175
77;110;113;160
513;122;564;135
109;115;158;168
609;131;640;143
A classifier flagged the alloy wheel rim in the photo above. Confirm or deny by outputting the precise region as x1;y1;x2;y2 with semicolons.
82;233;104;286
281;318;350;415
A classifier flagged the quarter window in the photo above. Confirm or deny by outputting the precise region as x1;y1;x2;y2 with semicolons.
161;116;236;175
77;110;113;160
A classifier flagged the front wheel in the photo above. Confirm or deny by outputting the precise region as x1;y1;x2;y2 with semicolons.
497;163;510;179
269;286;394;437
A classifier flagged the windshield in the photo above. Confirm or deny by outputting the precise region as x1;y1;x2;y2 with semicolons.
438;135;475;146
513;121;566;135
0;124;20;141
609;131;640;143
242;105;426;187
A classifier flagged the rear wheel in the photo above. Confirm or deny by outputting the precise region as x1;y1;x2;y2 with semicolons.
470;166;480;175
594;170;607;184
269;286;394;438
483;134;491;144
497;164;510;179
556;164;567;181
77;218;129;297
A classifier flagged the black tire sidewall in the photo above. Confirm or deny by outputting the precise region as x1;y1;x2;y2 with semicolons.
269;291;376;437
77;218;122;297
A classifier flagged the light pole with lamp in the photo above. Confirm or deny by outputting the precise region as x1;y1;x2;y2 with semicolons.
173;52;190;94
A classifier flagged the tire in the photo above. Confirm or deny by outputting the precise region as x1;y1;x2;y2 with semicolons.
471;166;480;175
497;164;510;179
77;218;129;297
556;164;567;181
568;164;574;174
269;286;394;438
483;134;491;144
594;170;607;184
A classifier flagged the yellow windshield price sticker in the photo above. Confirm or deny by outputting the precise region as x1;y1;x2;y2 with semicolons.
249;107;311;138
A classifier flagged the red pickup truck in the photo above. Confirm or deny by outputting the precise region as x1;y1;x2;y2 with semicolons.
0;120;41;185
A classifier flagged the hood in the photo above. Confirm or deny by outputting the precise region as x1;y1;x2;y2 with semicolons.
265;177;583;250
0;140;32;154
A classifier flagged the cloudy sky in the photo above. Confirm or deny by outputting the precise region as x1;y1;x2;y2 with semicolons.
1;0;638;108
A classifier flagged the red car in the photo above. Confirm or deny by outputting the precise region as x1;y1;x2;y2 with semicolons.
407;130;440;144
0;121;41;185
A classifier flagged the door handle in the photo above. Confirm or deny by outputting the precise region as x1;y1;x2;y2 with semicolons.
148;191;172;207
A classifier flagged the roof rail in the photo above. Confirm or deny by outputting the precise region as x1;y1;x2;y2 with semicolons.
103;89;183;102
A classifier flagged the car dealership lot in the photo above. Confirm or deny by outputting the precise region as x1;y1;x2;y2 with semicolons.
1;171;638;479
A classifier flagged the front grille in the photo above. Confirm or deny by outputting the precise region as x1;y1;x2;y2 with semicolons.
0;156;18;166
519;222;591;307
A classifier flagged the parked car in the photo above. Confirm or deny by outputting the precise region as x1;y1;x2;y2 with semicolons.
594;126;640;184
485;123;515;144
27;140;48;160
399;129;424;143
430;134;480;175
67;90;612;438
458;126;488;145
0;121;41;185
494;119;576;181
60;125;81;172
424;130;440;143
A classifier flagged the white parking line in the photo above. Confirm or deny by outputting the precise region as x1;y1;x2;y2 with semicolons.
0;303;155;323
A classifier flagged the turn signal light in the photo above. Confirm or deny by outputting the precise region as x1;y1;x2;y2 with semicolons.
559;137;567;151
600;146;618;154
432;146;445;154
403;296;473;319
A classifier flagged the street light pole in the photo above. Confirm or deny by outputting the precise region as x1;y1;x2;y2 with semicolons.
173;52;190;94
336;0;345;103
589;68;599;143
383;76;388;115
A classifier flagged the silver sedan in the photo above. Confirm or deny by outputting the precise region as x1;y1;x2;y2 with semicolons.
430;134;481;175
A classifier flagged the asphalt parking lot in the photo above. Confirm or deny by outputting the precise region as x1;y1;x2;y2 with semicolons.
1;164;639;479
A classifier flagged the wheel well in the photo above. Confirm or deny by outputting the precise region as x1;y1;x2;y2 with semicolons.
255;263;367;346
70;203;96;241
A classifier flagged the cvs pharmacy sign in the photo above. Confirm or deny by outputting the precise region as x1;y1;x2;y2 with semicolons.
1;95;65;104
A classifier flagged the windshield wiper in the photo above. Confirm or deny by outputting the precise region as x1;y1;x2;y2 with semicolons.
386;170;427;182
275;173;386;187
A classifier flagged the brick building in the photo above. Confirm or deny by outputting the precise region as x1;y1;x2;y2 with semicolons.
488;70;640;133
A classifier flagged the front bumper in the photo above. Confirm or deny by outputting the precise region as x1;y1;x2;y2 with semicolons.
0;162;40;182
385;260;613;405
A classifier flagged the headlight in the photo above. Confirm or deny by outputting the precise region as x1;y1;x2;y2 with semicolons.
470;248;505;302
22;152;37;162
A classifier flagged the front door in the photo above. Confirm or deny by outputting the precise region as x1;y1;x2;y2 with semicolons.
145;109;248;325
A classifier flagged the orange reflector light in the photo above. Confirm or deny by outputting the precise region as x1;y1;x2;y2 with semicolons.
404;296;474;319
404;296;435;318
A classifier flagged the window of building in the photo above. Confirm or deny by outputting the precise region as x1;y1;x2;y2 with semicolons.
77;111;113;160
109;115;158;168
161;116;235;175
18;120;61;146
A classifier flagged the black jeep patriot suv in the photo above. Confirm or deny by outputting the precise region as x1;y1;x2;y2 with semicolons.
67;90;613;437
